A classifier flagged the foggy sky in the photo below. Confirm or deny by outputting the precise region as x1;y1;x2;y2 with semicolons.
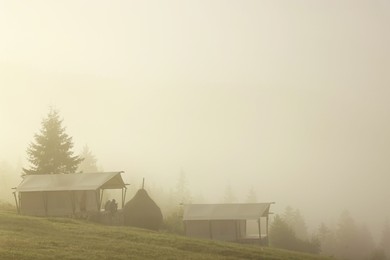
1;0;390;237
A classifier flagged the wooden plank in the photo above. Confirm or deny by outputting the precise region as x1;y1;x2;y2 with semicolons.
209;220;213;239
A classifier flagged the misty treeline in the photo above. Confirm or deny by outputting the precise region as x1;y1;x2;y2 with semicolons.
124;172;390;260
1;109;390;259
268;207;390;260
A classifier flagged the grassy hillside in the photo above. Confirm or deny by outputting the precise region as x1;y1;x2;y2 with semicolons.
0;209;333;260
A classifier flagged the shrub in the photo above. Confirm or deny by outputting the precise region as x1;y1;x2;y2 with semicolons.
161;207;184;235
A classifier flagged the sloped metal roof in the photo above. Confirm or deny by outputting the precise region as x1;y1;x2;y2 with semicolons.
183;203;272;221
16;172;126;192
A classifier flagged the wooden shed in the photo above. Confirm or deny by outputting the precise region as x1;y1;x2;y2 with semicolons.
183;203;273;245
14;172;127;217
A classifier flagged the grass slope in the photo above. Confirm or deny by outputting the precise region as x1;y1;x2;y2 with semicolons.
0;210;333;260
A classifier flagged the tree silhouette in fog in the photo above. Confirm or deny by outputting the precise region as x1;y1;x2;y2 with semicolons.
77;145;98;173
269;214;320;254
23;109;83;175
380;219;390;258
283;206;308;240
335;210;375;260
245;186;257;203
222;184;236;203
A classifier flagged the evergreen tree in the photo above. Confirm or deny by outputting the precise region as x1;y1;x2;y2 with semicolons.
370;249;387;260
283;206;308;240
245;186;257;203
175;169;191;204
356;224;375;260
269;214;296;250
380;219;390;257
335;210;374;260
270;214;320;254
77;145;98;173
23;109;83;175
335;211;357;259
317;222;337;256
222;184;236;203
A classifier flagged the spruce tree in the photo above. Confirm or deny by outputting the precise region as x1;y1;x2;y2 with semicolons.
23;109;83;175
381;220;390;257
77;145;98;173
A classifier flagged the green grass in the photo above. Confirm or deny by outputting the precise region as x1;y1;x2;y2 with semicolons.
0;210;333;260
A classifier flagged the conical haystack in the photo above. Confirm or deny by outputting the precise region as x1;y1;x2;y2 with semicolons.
123;188;163;230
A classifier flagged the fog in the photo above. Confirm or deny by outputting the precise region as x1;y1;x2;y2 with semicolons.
1;0;390;242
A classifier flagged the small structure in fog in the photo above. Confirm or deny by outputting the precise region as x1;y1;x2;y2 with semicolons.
183;203;274;245
123;182;163;230
14;172;127;217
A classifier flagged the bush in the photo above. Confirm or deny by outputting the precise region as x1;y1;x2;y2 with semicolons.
161;207;184;235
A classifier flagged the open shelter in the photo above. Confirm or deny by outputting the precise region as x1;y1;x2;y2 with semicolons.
13;171;127;217
183;203;274;244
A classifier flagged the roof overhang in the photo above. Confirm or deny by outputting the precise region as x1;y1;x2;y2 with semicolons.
16;172;126;192
183;203;273;221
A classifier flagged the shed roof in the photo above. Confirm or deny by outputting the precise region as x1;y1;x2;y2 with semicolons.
16;172;126;192
183;203;272;221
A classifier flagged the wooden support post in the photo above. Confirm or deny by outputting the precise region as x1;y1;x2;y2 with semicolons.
209;220;213;239
121;188;124;208
244;220;247;237
18;193;21;213
42;192;48;216
266;216;269;246
13;192;20;214
95;190;101;211
183;220;187;236
258;218;262;244
100;189;104;209
122;187;127;208
69;191;76;215
235;220;238;240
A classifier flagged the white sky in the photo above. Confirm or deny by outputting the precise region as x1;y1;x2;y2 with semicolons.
1;0;390;235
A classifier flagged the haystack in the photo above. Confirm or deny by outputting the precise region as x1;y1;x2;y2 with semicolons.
123;188;163;230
